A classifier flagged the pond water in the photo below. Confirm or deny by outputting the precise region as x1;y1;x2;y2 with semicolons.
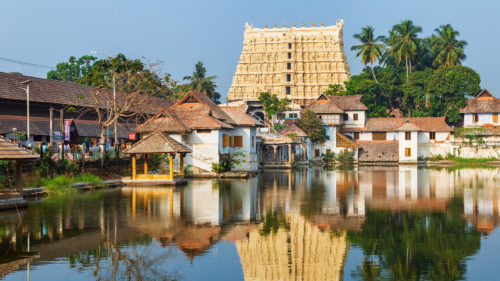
1;166;500;281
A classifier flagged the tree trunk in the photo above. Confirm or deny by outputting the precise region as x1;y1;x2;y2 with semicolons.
405;58;409;82
99;127;107;168
370;62;379;83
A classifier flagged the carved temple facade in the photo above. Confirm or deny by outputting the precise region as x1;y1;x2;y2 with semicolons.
228;21;351;105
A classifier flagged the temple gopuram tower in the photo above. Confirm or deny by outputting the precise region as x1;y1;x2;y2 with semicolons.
228;20;351;105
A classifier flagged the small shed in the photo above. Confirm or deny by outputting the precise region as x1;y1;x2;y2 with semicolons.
0;136;38;192
123;131;191;181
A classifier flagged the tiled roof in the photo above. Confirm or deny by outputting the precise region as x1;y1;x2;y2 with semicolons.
357;141;399;162
396;120;422;131
364;117;452;132
173;91;235;123
306;94;344;114
134;109;191;134
0;136;38;160
0;115;132;138
123;131;191;154
278;123;307;137
219;105;257;127
0;72;173;114
328;95;368;111
460;89;500;113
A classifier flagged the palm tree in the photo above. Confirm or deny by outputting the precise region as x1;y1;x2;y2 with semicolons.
389;20;423;81
183;61;221;103
351;26;386;83
431;24;467;67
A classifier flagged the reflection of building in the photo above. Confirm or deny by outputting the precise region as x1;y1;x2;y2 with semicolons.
236;214;348;281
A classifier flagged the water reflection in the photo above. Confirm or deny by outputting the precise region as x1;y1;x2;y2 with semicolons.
0;166;499;280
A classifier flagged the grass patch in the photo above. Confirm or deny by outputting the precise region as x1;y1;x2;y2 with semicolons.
41;174;105;195
448;156;496;163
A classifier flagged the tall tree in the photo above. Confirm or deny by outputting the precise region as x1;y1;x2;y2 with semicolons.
351;26;386;83
47;55;98;84
431;24;467;67
297;109;327;142
258;92;290;128
183;61;221;103
388;20;423;81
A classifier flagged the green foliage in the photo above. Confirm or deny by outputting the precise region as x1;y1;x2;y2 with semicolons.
324;84;344;96
335;150;355;163
0;160;13;189
259;211;290;236
321;151;335;162
351;26;386;82
183;61;220;103
348;199;481;280
345;21;478;124
47;55;98;84
41;174;104;195
297;109;327;142
258;92;291;122
211;152;246;173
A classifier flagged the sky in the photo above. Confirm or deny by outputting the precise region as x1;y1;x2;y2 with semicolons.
1;0;499;100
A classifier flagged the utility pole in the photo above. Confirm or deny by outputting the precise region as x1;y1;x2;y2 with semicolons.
113;74;118;145
21;80;32;143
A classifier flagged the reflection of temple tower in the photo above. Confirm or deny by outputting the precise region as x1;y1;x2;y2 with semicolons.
228;21;351;104
236;214;348;281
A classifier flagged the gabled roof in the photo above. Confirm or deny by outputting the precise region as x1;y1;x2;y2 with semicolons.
460;89;500;113
172;91;235;123
0;136;38;160
134;109;191;134
396;120;422;131
364;117;452;132
278;123;307;137
305;94;344;114
328;95;368;111
219;105;257;127
123;131;191;154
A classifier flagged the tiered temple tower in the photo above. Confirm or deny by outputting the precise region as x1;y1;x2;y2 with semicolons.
228;21;351;105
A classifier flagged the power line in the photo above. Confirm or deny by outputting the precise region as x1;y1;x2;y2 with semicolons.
0;56;55;69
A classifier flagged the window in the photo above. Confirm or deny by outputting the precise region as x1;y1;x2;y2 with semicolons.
286;86;291;95
289;113;298;119
354;132;360;140
429;132;436;140
286;74;291;82
494;113;499;123
252;136;255;147
473;113;479;123
326;149;331;154
34;135;42;142
223;134;230;148
230;136;234;147
288;43;292;49
288;52;292;59
197;129;211;133
315;149;320;157
343;114;349;121
287;62;291;70
234;136;243;147
277;113;285;120
372;132;387;140
405;132;411;141
353;114;358;121
405;148;411;157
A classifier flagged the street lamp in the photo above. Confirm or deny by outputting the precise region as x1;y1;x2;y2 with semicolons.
90;50;118;146
21;80;32;143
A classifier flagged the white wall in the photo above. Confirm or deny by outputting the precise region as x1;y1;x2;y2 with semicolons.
219;127;259;171
343;110;366;128
464;113;498;127
398;131;419;162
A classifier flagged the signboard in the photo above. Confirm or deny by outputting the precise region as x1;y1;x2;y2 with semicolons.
64;121;71;141
53;131;62;142
129;133;136;141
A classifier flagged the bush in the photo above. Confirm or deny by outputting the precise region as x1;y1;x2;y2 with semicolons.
335;150;354;163
41;174;105;195
211;160;231;173
321;152;335;163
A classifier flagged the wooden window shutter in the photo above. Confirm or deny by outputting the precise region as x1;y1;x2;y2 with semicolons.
494;113;499;123
234;136;243;147
405;148;411;157
223;134;229;148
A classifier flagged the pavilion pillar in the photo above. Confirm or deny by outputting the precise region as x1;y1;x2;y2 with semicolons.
179;153;184;176
273;145;277;162
302;144;307;161
288;144;292;163
49;108;54;146
169;153;174;180
132;154;136;180
15;160;22;193
144;154;148;175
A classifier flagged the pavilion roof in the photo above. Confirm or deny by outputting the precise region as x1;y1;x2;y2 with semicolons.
123;131;191;154
0;136;38;160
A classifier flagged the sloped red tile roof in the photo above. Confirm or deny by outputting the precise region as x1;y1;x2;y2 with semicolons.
305;94;344;114
365;117;452;132
123;131;191;154
328;95;368;111
278;123;307;137
0;136;38;160
0;72;173;114
134;109;191;134
219;105;257;127
460;89;500;113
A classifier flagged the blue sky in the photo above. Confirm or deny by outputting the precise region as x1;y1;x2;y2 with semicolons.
1;0;498;99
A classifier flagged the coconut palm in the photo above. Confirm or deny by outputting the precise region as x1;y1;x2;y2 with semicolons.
183;61;221;103
351;26;386;83
389;20;423;81
431;24;467;67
